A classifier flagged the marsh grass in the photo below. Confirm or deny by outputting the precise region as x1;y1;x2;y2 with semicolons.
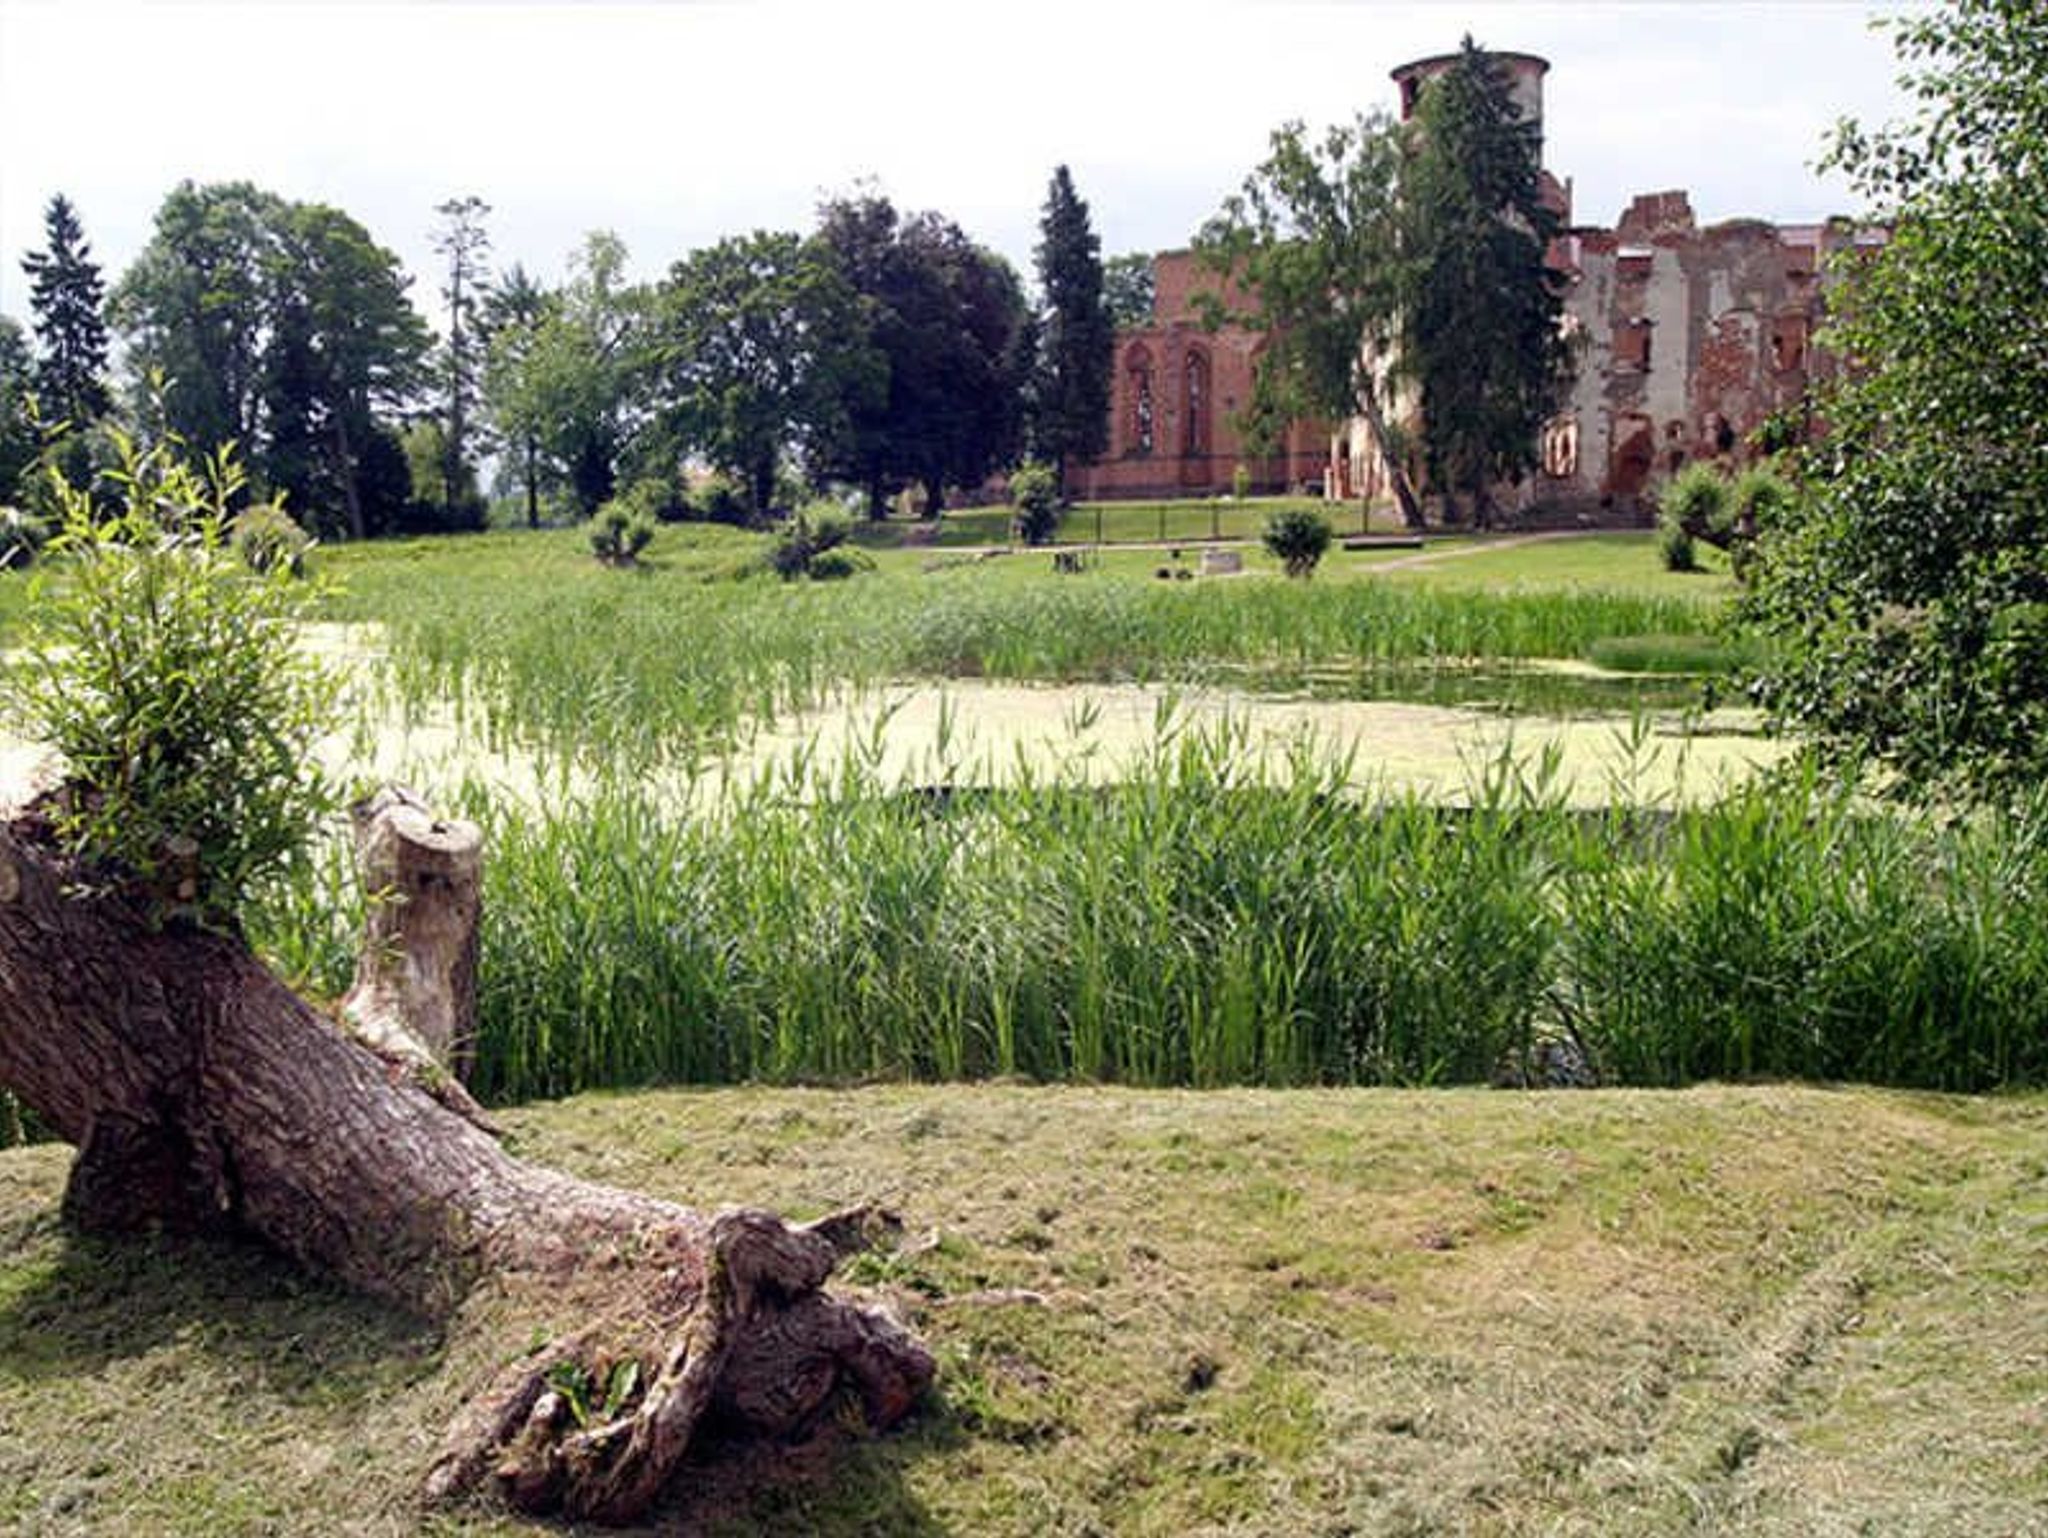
316;528;1719;771
244;722;2048;1105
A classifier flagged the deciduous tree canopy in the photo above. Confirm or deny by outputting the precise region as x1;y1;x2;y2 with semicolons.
655;229;877;520
1741;0;2048;796
815;195;1028;518
113;181;430;538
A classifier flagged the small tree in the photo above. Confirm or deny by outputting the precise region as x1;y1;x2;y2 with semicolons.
1009;459;1062;546
1263;506;1332;578
11;433;336;920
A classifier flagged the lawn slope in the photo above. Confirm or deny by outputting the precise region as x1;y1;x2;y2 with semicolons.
2;1085;2041;1535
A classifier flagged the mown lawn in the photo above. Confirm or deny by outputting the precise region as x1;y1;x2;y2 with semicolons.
1;1085;2041;1535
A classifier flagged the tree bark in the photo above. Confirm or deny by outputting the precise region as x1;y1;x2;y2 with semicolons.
0;810;933;1525
1356;382;1424;530
341;785;481;1081
331;409;367;542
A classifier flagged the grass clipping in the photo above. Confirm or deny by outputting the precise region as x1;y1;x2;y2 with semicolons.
0;1083;2042;1534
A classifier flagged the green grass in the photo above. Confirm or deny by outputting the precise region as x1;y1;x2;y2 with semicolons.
1379;531;1738;599
305;527;1721;771
243;743;2048;1105
1584;631;1760;675
3;1084;2042;1534
854;496;1351;550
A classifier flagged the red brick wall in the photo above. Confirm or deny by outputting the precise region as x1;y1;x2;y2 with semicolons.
1067;253;1327;501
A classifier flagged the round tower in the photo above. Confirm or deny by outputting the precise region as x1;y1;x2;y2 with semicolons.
1390;50;1549;141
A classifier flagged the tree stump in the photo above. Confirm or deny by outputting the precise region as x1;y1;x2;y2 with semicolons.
342;784;482;1079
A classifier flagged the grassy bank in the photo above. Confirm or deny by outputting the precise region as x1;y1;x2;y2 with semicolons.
2;1083;2041;1534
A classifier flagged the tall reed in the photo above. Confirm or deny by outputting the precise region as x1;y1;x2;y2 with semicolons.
242;734;2048;1106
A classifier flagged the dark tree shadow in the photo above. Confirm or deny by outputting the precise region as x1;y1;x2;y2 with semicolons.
0;1198;950;1532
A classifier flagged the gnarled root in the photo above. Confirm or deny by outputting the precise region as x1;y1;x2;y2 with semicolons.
425;1204;935;1525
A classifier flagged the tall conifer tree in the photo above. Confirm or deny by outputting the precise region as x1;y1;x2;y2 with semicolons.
1401;38;1568;526
432;195;492;521
22;194;112;429
1031;165;1113;483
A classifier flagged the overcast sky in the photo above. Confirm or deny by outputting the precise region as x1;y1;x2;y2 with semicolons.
1;0;1925;334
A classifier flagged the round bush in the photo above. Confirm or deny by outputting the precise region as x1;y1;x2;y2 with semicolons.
1262;507;1332;578
1660;461;1731;542
230;502;311;578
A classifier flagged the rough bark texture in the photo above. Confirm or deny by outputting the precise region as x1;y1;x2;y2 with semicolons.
0;809;934;1525
341;784;481;1079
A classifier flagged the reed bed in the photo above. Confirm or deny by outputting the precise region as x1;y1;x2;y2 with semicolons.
340;558;1717;770
249;733;2048;1105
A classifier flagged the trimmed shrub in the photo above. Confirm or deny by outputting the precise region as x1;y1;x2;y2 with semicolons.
1263;507;1332;578
1660;461;1731;541
1659;521;1699;572
770;506;859;581
589;500;655;565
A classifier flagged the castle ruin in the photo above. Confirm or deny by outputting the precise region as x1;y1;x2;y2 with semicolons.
1069;50;1886;519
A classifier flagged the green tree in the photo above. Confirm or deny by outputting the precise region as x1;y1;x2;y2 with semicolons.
815;194;1027;517
1102;252;1156;327
1401;38;1569;526
432;195;492;524
529;233;650;516
0;317;38;505
655;229;876;519
1741;0;2048;795
114;181;282;458
263;201;433;537
1197;112;1423;525
21;194;112;430
113;183;430;537
478;262;557;527
1031;165;1113;483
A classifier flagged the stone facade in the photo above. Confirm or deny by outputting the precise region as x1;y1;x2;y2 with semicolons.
1528;194;1884;516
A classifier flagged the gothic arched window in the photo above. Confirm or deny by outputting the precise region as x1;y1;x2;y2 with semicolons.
1183;348;1210;459
1125;344;1155;456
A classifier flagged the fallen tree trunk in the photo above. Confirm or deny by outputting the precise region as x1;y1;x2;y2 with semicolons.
0;808;933;1524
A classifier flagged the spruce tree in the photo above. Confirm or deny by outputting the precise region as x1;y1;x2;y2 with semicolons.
1031;165;1113;483
1401;38;1568;526
22;194;112;429
432;195;492;522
